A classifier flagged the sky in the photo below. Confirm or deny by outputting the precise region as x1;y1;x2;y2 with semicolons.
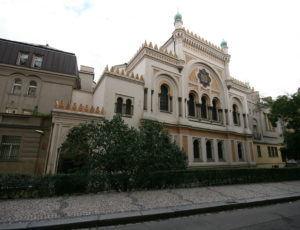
0;0;299;98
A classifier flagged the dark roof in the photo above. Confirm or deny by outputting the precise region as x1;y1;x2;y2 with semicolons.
0;38;79;77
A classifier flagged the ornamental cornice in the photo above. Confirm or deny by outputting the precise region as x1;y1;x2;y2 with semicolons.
95;66;144;91
176;27;231;64
127;41;181;72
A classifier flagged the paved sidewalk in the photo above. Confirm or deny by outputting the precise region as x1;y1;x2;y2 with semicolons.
1;181;300;229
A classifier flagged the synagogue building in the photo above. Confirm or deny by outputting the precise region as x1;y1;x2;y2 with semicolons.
0;13;284;174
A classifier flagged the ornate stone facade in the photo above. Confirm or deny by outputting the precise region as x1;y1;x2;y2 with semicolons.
0;14;284;174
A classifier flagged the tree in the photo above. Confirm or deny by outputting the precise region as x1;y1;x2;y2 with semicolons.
58;116;187;174
267;92;300;160
57;121;100;173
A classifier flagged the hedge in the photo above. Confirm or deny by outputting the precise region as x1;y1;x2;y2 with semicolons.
1;167;300;199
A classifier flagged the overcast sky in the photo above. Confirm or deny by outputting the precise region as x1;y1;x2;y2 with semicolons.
0;0;299;98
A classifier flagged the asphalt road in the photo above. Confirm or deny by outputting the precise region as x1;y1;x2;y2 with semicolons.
88;200;300;230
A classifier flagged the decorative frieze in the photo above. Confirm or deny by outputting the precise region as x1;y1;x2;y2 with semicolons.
54;100;104;115
104;65;144;82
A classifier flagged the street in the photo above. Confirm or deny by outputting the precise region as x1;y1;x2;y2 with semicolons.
89;200;300;230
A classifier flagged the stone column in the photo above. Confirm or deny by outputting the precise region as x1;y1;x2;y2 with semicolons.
201;137;207;162
213;139;218;162
178;97;182;117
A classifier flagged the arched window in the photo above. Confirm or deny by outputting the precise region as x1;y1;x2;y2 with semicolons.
212;99;218;121
188;93;195;117
12;78;22;94
206;140;212;161
218;141;223;160
116;97;123;114
193;139;200;160
201;96;207;119
126;99;132;115
160;84;169;111
238;143;243;160
27;81;37;96
233;104;239;125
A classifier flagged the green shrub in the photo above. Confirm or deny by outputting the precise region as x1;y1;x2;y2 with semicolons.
1;168;300;199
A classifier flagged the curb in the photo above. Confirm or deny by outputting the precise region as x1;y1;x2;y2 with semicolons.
1;193;300;230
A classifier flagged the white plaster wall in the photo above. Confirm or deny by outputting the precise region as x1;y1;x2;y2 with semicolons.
72;90;93;106
93;76;106;109
102;76;144;128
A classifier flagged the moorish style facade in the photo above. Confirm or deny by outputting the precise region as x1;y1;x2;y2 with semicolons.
0;13;284;174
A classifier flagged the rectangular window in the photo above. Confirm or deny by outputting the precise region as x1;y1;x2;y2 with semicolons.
144;88;148;110
32;55;43;68
257;145;262;157
268;146;271;157
17;52;29;66
275;147;279;157
0;136;21;161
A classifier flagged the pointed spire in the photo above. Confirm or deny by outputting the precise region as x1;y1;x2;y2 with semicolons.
136;73;139;80
131;72;135;78
54;100;59;109
110;66;114;72
126;71;130;77
149;42;153;48
78;104;83;112
100;107;104;115
116;68;119;74
154;44;158;50
140;75;144;81
72;103;77;111
144;40;147;46
105;65;109;71
121;69;125;75
59;100;64;109
65;101;71;110
90;106;95;113
159;47;163;52
95;106;100;114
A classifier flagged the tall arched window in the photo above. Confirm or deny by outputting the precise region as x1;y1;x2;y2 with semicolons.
12;78;22;94
160;84;169;111
233;104;239;125
201;96;207;119
116;97;123;114
193;139;200;160
212;99;218;121
126;99;132;115
218;141;223;160
188;93;195;117
27;81;37;96
238;143;243;160
206;140;212;161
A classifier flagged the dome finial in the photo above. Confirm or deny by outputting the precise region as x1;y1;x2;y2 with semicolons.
174;10;182;22
220;39;228;48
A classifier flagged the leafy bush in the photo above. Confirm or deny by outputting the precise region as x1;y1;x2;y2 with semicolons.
58;116;187;175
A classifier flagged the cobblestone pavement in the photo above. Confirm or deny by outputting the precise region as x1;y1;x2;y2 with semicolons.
1;181;300;226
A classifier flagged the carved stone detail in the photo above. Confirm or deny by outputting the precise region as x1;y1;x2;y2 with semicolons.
197;69;211;88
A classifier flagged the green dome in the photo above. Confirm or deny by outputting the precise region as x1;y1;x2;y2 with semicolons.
220;40;227;48
174;12;182;21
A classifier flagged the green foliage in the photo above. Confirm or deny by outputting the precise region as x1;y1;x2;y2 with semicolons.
267;92;300;160
138;120;187;173
58;121;101;173
1;168;300;198
90;115;142;175
58;116;187;175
